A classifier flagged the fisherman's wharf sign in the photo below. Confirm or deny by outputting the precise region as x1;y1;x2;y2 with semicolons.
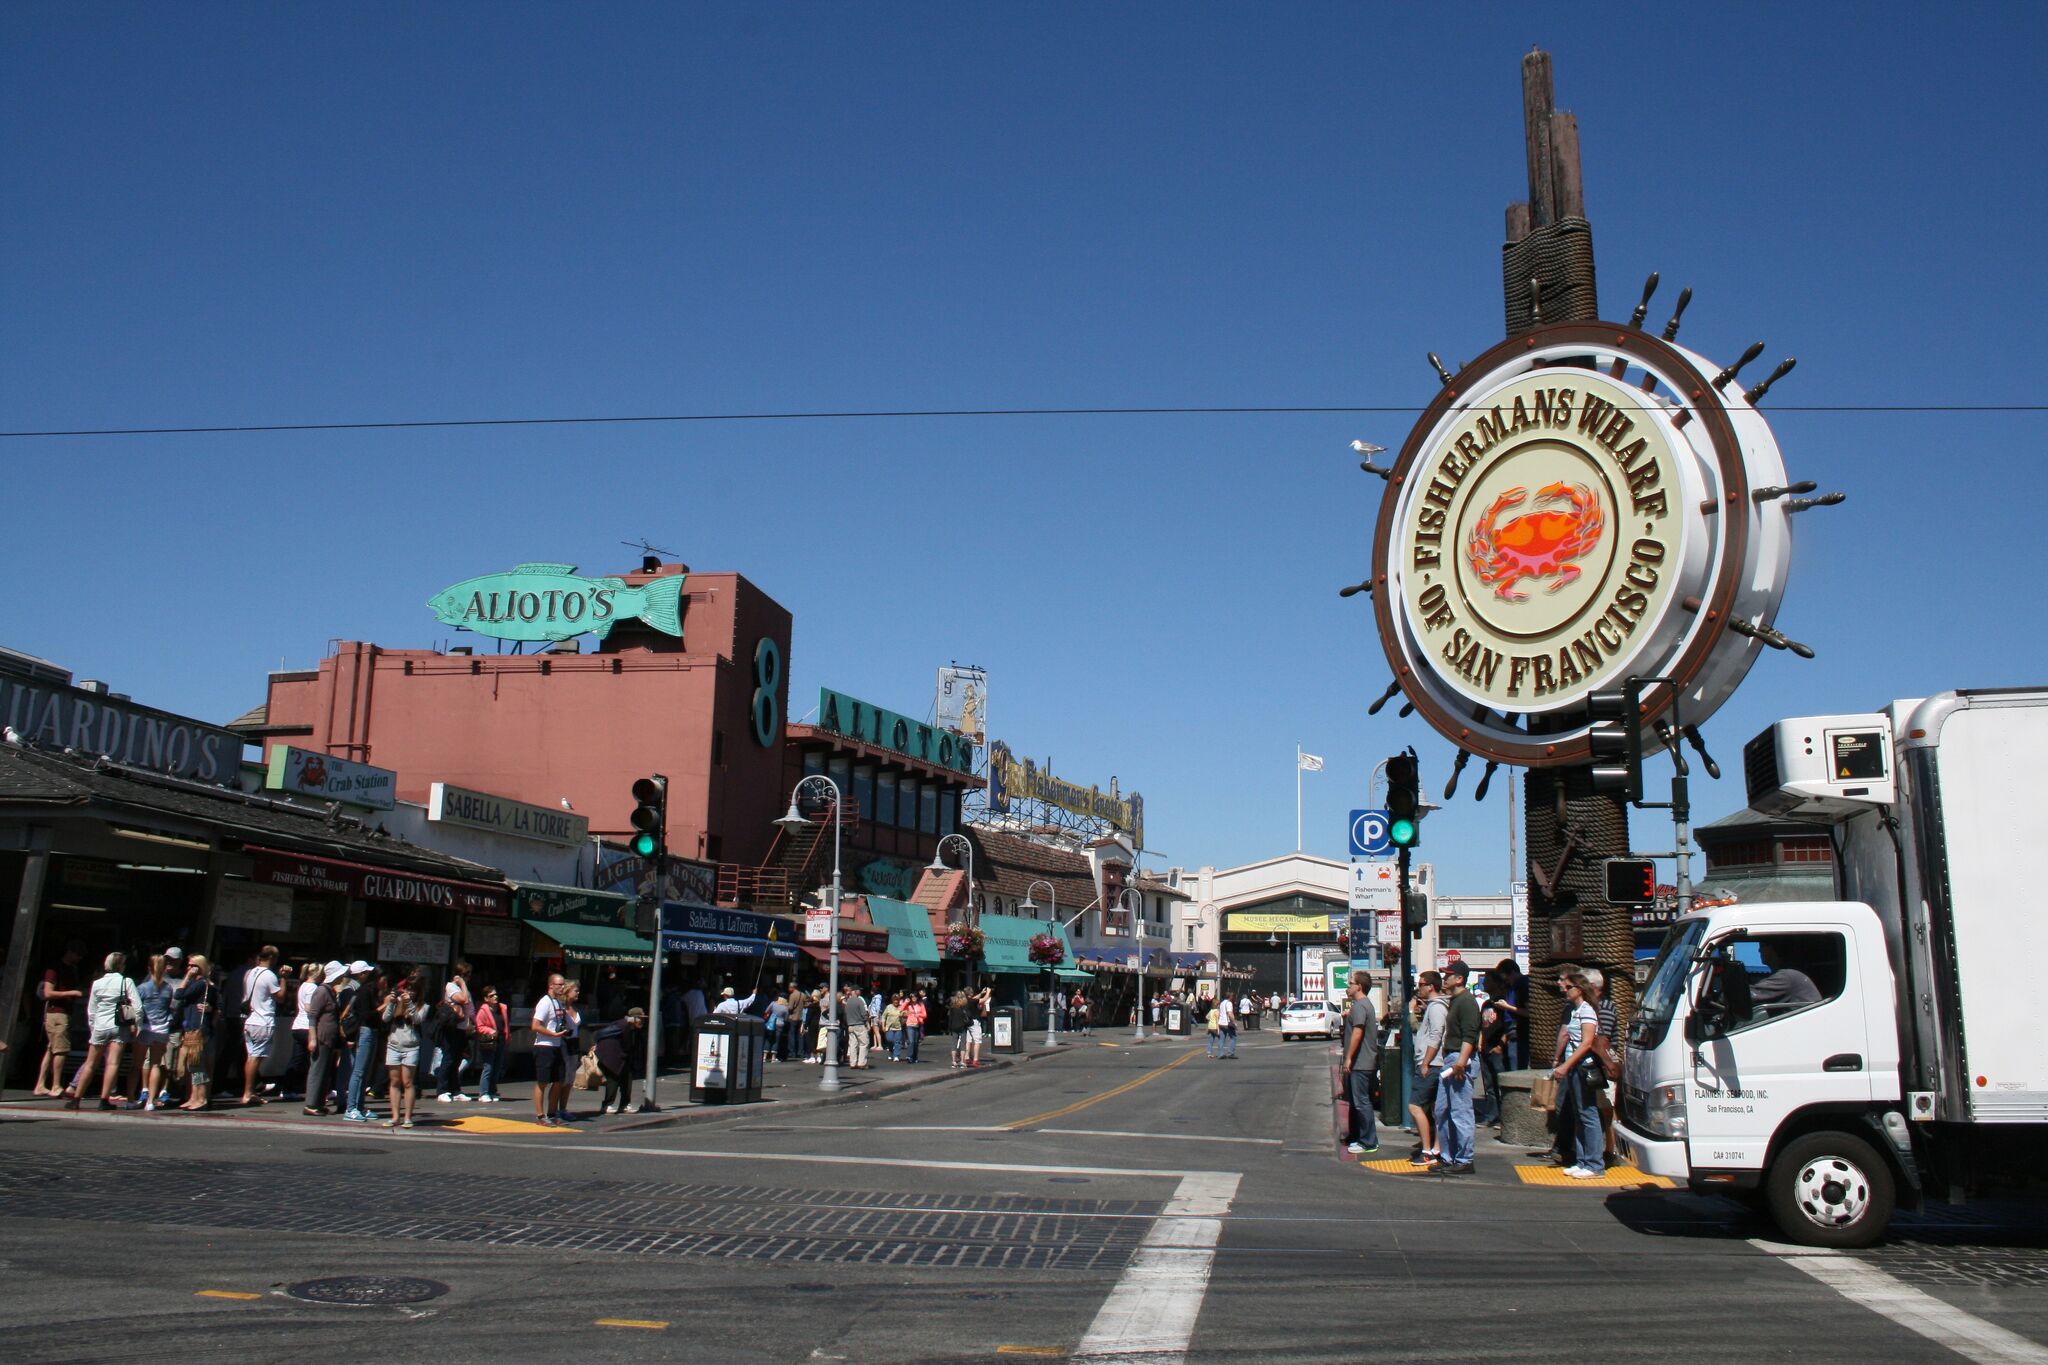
1395;368;1689;710
1373;323;1796;767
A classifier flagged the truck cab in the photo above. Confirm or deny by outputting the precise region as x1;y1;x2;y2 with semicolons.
1617;688;2048;1248
1618;900;1906;1243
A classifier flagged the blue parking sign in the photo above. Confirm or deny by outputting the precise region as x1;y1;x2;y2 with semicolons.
1348;808;1391;857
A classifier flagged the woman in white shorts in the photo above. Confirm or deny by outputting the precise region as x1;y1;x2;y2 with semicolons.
381;968;427;1129
62;953;141;1111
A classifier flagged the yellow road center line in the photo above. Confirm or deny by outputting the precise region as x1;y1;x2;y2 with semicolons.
594;1318;670;1330
996;1347;1066;1357
196;1290;263;1301
1004;1048;1202;1130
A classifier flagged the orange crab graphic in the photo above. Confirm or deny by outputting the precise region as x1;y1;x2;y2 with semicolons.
1465;482;1604;601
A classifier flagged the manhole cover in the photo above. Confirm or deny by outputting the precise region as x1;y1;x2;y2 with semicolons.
303;1147;389;1156
285;1276;448;1307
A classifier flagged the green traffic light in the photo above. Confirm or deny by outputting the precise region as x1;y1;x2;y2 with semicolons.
631;831;659;857
1389;817;1418;847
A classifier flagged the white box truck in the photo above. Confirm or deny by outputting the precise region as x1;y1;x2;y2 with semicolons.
1615;688;2047;1247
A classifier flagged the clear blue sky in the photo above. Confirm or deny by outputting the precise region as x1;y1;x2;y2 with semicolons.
4;7;2044;894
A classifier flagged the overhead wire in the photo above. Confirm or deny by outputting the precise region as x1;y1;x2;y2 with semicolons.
0;402;2041;440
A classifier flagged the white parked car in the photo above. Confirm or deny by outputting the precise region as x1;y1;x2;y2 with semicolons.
1278;1000;1342;1040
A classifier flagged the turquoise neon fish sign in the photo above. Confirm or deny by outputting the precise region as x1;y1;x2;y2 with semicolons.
427;563;685;643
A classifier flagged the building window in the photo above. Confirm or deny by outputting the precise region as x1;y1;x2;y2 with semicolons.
1780;836;1834;864
827;756;851;806
853;764;875;825
900;777;920;830
919;784;938;835
875;771;898;829
939;789;956;838
803;750;826;779
1438;926;1511;951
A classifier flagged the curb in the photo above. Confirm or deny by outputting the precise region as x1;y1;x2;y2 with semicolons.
606;1041;1096;1132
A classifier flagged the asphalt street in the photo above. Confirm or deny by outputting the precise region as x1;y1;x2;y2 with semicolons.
2;1030;2044;1363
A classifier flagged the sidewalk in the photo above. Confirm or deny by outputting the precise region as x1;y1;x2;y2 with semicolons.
0;1031;1163;1136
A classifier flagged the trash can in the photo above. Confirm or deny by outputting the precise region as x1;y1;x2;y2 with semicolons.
690;1014;764;1104
991;1006;1024;1054
1166;1003;1191;1036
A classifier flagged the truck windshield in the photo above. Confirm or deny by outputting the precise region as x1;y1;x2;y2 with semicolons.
1632;918;1707;1049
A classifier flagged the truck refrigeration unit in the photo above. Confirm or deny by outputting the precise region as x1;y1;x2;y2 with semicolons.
1616;688;2047;1247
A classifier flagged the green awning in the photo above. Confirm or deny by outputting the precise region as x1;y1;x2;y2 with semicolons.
1054;967;1093;982
980;912;1053;976
524;917;653;966
864;897;942;968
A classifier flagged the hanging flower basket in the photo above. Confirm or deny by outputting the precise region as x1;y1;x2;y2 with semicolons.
943;923;985;958
1027;932;1066;967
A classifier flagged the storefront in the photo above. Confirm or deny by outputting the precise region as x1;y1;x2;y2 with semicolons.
242;846;509;984
977;914;1090;1027
1;733;513;1079
513;882;649;1017
658;902;801;1001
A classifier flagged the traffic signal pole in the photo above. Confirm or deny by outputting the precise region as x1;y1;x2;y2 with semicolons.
631;774;669;1112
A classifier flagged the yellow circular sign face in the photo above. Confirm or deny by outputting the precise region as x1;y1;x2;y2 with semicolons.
1392;368;1688;712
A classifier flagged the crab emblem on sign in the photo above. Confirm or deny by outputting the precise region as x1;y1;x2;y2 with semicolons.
1466;481;1604;601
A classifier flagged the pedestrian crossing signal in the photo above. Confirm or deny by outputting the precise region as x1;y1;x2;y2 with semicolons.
1604;857;1657;907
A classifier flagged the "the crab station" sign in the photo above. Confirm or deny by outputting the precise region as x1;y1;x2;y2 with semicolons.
1373;322;1795;767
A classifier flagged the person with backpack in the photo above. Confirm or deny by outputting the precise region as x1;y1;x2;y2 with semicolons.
235;946;285;1107
61;952;142;1111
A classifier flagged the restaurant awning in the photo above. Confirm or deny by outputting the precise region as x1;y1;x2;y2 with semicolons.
798;944;910;975
864;897;942;968
527;919;653;967
978;913;1044;975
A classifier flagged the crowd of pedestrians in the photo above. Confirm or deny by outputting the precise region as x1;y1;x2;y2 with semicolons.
23;943;661;1128
1335;956;1628;1180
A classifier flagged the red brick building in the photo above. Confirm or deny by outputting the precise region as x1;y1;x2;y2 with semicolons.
249;561;793;869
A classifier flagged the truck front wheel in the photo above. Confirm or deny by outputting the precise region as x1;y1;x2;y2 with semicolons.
1766;1131;1895;1249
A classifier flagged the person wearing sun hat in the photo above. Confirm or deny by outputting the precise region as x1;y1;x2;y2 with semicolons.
301;962;347;1116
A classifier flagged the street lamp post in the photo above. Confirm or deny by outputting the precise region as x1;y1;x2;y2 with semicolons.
777;776;844;1092
1020;879;1057;1047
926;832;978;986
1120;886;1148;1040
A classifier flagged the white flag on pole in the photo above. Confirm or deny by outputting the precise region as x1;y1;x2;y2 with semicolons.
1298;752;1325;772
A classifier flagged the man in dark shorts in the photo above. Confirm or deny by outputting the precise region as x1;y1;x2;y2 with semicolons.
530;974;569;1126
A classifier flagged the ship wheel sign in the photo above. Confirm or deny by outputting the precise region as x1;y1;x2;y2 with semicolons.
1370;319;1822;769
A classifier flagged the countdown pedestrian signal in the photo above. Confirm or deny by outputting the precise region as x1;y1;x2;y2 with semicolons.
1604;857;1657;907
629;774;668;860
1386;749;1421;848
